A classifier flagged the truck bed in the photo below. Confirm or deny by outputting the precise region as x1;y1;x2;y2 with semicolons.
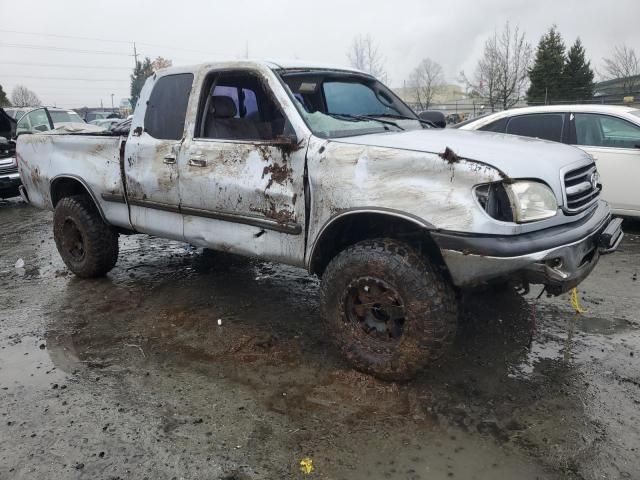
17;133;131;230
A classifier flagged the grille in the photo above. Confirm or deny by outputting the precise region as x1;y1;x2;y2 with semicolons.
0;163;18;176
563;164;600;213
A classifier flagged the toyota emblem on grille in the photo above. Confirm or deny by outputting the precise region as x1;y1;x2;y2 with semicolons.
590;172;599;190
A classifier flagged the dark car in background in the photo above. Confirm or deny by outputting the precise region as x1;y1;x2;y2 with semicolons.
0;108;20;199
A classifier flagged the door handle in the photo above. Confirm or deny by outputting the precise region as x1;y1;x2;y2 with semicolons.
189;155;207;167
163;154;176;165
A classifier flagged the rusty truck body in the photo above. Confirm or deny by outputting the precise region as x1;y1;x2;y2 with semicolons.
16;60;623;380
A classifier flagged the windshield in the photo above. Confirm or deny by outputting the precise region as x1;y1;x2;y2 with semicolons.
49;110;84;124
279;70;422;138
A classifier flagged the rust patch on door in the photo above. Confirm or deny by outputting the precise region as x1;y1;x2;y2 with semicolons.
262;164;292;190
252;202;294;224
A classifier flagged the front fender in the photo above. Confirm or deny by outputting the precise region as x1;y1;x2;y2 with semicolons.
305;136;505;245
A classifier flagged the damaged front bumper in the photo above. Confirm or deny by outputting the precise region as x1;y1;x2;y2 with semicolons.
433;201;623;295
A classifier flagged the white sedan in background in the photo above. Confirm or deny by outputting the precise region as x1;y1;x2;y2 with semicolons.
458;105;640;218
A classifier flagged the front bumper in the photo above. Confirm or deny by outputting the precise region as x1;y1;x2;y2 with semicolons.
433;201;623;295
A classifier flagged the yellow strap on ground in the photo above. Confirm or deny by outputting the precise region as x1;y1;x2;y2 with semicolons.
570;287;586;314
299;457;314;474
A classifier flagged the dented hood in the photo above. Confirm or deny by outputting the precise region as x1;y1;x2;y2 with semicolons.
332;128;593;180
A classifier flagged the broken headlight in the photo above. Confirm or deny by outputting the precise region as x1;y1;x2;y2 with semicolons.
475;181;558;223
505;181;558;223
474;182;514;222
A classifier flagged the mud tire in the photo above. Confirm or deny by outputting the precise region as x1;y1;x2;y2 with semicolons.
53;195;119;278
320;238;458;381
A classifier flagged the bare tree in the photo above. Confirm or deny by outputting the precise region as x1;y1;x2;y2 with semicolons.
347;34;387;82
460;35;500;111
11;85;41;107
151;56;173;72
461;23;531;111
408;58;445;111
602;45;640;93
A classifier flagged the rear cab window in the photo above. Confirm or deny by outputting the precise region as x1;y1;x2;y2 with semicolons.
144;73;194;140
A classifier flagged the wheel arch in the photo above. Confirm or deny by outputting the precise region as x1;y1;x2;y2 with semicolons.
307;209;446;277
50;175;108;223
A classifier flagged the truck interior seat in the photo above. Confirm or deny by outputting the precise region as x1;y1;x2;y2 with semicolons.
205;95;261;140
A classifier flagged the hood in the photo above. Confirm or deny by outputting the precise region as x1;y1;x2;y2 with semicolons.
332;128;593;180
0;108;17;141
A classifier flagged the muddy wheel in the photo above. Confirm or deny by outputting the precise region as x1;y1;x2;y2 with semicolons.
53;195;118;278
320;238;458;381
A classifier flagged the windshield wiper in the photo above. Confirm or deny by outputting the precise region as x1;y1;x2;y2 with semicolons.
326;113;405;131
368;113;434;128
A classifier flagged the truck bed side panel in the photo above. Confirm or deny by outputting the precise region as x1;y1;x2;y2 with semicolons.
16;134;131;229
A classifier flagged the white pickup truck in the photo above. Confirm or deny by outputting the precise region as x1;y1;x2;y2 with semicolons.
17;60;622;380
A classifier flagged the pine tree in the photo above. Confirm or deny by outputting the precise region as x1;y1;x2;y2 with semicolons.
527;26;566;104
0;84;10;107
130;57;154;108
563;38;594;101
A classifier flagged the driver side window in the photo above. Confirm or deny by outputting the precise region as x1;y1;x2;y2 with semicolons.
198;71;287;141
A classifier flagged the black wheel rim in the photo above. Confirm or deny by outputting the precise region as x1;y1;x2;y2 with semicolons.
61;218;85;262
343;277;407;343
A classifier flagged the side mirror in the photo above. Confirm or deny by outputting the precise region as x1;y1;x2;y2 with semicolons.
418;111;447;129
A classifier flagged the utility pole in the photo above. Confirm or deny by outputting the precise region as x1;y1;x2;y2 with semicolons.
132;42;139;68
245;40;249;59
110;94;114;109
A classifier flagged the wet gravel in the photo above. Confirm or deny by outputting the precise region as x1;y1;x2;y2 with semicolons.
0;197;639;479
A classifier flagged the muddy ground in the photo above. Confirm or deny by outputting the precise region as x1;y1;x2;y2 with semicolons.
0;198;638;480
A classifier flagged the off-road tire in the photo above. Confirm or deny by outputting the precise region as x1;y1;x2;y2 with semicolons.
53;195;119;278
320;238;458;381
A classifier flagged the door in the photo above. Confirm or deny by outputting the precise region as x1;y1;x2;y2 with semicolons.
124;72;193;240
179;68;307;266
571;112;640;214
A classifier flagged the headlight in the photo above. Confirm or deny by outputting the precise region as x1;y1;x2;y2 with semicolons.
475;183;514;222
505;181;557;223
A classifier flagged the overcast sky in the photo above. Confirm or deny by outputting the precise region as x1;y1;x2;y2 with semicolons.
1;0;639;108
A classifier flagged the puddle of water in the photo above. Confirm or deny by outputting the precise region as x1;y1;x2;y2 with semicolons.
320;428;552;480
575;315;633;335
0;335;66;389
